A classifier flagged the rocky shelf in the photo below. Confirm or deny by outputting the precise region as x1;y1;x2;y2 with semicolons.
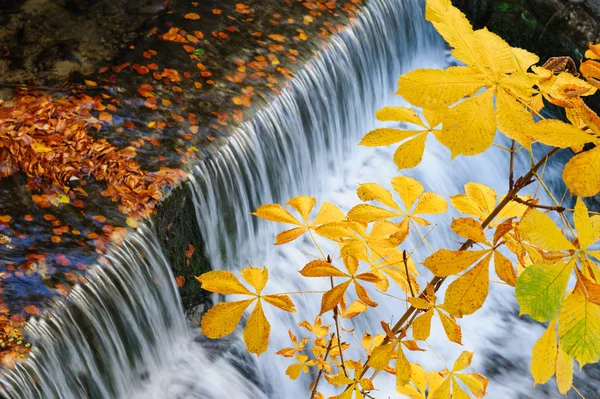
0;0;364;367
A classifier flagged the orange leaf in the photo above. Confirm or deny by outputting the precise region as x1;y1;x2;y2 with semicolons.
300;260;349;277
320;280;352;314
186;243;195;259
55;254;72;267
185;13;201;20
23;305;42;316
268;34;286;42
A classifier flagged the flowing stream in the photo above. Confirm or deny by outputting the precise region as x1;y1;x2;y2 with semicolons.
2;0;599;398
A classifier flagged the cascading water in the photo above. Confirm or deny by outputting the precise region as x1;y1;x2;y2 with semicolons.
0;225;264;399
2;0;599;398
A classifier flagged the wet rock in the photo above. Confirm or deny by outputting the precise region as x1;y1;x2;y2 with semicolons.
0;0;168;85
185;303;207;328
154;183;212;311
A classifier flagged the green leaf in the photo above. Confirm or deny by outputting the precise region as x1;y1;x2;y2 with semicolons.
516;262;572;322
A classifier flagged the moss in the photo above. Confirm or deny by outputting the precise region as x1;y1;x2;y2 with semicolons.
153;183;211;310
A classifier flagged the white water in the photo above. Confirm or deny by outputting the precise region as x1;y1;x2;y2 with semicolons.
2;0;598;398
0;226;265;399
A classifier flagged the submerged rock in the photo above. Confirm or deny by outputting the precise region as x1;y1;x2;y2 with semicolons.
185;303;207;328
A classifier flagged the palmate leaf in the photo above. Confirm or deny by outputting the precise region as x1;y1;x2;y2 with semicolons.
361;106;439;170
403;0;600;166
197;266;295;355
348;177;447;231
429;351;488;399
407;292;462;344
450;182;527;226
285;355;315;380
396;0;542;158
299;258;380;314
252;196;345;245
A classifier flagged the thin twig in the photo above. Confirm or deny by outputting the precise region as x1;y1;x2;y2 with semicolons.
310;333;334;399
328;255;348;378
403;250;415;297
509;140;515;190
511;196;566;213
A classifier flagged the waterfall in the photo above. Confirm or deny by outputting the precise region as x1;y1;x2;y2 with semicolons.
0;225;264;399
2;0;598;397
190;0;440;272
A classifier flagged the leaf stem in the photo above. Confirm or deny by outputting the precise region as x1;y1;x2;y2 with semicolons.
511;196;566;213
509;140;515;190
403;250;415;297
424;340;449;370
276;290;328;295
572;385;586;399
328;256;349;378
309;229;327;260
310;333;334;399
410;219;435;253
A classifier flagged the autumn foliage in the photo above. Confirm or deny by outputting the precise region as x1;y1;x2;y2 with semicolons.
0;91;186;219
197;0;600;397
